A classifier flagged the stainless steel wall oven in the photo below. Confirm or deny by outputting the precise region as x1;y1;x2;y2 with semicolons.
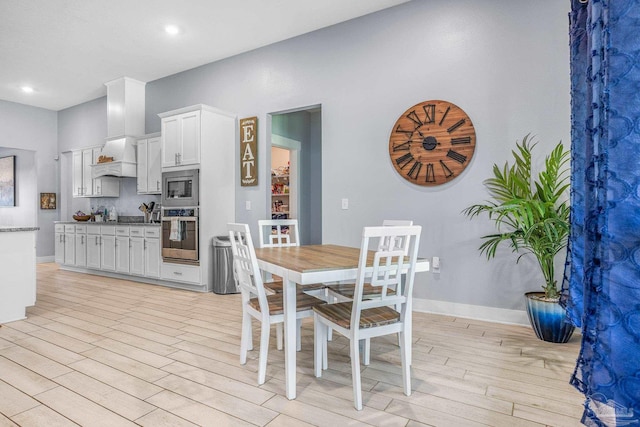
162;207;199;265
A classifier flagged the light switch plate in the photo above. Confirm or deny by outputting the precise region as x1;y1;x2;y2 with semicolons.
245;201;251;210
341;198;349;210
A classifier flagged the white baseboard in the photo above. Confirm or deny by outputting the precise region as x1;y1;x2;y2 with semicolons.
413;298;530;326
37;256;55;263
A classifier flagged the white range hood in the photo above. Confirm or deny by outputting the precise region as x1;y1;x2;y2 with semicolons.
92;77;146;179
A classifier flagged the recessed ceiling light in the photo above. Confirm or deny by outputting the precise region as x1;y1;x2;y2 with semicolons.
21;86;34;94
164;25;180;35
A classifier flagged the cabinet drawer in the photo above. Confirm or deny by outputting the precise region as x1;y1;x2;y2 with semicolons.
144;227;160;238
75;225;87;233
101;225;115;235
115;226;130;236
64;224;76;233
55;224;65;233
129;227;144;237
161;262;201;284
87;224;101;235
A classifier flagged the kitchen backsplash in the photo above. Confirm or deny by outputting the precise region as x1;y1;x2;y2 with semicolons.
91;177;160;216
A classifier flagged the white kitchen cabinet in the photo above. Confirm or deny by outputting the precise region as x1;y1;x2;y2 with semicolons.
86;225;101;269
101;226;116;271
71;147;119;198
54;224;65;264
74;225;87;267
82;149;94;196
115;226;130;274
144;227;160;279
129;226;145;276
91;149;120;197
160;108;201;168
137;134;162;194
72;151;83;197
64;225;75;265
161;262;201;284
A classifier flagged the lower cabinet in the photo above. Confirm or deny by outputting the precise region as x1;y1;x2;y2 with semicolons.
100;226;116;271
54;224;65;264
145;237;160;278
64;224;76;265
74;225;87;267
56;223;165;283
161;262;201;284
86;225;101;269
115;226;130;274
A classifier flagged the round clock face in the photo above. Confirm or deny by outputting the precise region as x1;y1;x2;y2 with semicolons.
388;100;476;186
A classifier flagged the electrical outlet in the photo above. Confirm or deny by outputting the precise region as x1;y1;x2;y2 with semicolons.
432;256;440;271
341;198;349;210
245;201;251;210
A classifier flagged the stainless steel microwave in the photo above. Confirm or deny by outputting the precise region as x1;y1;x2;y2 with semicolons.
162;168;199;207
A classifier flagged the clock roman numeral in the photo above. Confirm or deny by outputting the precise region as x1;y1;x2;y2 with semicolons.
407;161;422;180
438;106;451;126
395;124;414;137
447;119;466;133
396;153;414;169
447;149;467;164
451;136;471;145
439;160;454;178
393;140;411;151
422;104;436;124
406;110;423;129
425;163;436;183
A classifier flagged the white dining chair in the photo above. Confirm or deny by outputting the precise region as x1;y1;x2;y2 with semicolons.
258;218;300;248
228;223;326;385
325;220;414;362
257;218;325;297
313;225;421;410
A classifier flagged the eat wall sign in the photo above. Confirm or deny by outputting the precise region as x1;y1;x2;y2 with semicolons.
240;117;257;186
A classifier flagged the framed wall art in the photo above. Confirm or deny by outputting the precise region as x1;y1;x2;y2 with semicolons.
40;192;56;209
0;155;16;207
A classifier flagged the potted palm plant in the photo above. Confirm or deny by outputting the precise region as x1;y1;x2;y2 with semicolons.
462;134;575;343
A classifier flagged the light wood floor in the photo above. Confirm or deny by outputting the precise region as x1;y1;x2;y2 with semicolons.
0;263;585;426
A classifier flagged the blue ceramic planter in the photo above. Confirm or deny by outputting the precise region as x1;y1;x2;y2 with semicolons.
525;292;575;343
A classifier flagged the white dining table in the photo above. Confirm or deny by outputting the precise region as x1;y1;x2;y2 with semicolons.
254;244;429;400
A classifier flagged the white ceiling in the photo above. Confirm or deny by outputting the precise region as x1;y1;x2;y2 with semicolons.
0;0;409;111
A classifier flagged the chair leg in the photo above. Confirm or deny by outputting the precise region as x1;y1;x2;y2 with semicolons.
314;315;325;377
296;319;302;351
400;329;412;396
240;311;252;364
350;335;363;410
362;338;370;366
276;323;283;351
258;319;271;385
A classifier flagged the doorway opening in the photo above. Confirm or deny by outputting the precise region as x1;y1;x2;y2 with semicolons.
269;105;322;245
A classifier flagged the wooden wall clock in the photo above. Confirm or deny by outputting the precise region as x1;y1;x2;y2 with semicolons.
388;100;476;186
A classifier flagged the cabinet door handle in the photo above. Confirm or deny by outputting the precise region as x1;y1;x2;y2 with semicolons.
157;181;160;191
81;235;84;244
173;271;183;276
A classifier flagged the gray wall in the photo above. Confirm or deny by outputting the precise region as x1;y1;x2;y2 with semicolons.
143;0;570;311
0;100;58;259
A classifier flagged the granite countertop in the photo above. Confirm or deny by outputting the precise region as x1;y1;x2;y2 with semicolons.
0;226;40;232
55;221;160;226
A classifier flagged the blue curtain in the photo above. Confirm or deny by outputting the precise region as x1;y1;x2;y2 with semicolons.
563;0;640;425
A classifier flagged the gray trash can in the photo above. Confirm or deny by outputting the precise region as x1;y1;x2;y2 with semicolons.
211;235;239;294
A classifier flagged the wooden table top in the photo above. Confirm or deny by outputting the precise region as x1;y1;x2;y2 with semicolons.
254;244;373;274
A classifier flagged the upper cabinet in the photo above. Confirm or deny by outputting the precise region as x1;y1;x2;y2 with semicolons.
137;134;162;194
72;146;119;198
160;107;202;169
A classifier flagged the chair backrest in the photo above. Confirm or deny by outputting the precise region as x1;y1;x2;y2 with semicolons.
380;219;414;255
228;223;270;312
351;225;421;326
257;219;300;248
